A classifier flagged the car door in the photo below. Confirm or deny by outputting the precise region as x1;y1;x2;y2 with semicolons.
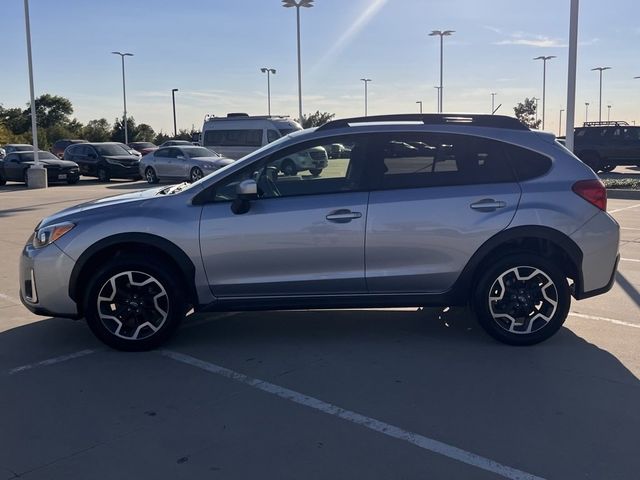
170;148;189;178
364;132;521;293
199;134;371;297
152;148;174;177
3;154;26;181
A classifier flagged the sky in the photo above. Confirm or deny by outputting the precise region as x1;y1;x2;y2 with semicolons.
2;0;640;136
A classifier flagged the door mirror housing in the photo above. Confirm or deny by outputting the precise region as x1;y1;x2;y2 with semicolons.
231;179;258;215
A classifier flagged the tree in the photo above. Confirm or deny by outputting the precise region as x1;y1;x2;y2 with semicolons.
300;111;335;128
26;94;74;129
1;106;30;135
513;98;541;129
83;118;112;142
135;123;155;142
111;117;138;143
154;131;171;145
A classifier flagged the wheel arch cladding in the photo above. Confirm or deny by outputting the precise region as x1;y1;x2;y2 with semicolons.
69;233;197;315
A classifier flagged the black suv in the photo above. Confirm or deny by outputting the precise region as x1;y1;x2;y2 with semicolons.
574;121;640;172
64;142;141;182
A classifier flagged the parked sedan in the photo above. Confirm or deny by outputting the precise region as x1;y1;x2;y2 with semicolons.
128;142;158;156
140;146;233;184
50;139;87;159
158;140;193;147
0;151;80;186
3;144;33;154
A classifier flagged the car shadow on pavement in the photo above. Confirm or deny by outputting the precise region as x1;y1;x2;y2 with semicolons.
616;271;640;307
105;182;155;191
0;206;39;218
1;309;639;479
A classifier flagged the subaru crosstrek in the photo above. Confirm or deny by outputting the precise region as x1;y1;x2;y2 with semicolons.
20;114;620;351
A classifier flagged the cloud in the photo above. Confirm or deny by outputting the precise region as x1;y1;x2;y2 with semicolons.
495;35;566;48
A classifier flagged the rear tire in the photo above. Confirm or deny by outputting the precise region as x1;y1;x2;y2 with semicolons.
190;167;203;182
97;167;110;182
472;253;570;345
309;168;322;176
23;171;29;187
282;159;296;176
580;152;602;172
67;177;79;185
600;163;615;172
83;255;186;351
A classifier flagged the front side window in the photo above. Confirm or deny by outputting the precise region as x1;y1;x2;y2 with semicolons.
204;129;263;147
371;133;515;190
95;144;130;156
212;135;370;202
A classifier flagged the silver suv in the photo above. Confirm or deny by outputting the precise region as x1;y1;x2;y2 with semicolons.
19;114;620;351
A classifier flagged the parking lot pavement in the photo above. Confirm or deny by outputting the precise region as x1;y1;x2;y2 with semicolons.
1;180;640;479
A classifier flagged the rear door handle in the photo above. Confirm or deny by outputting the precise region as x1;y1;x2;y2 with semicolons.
326;209;362;223
470;199;507;211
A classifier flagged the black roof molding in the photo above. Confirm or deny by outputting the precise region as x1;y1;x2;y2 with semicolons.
316;114;529;132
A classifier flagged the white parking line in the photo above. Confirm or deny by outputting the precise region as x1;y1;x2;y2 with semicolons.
621;257;640;263
162;350;545;480
8;349;96;375
621;227;640;231
569;312;640;329
609;203;640;214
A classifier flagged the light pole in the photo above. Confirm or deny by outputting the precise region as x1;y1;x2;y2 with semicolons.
607;104;611;122
559;108;564;136
282;0;314;123
23;0;46;188
111;51;133;144
429;30;454;113
260;67;276;116
533;97;540;125
585;102;589;123
434;86;441;112
591;66;611;123
171;88;178;137
533;55;556;130
360;78;371;116
416;100;423;113
491;92;497;114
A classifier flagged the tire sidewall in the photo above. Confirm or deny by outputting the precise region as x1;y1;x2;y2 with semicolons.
190;167;202;182
473;253;570;346
83;256;186;351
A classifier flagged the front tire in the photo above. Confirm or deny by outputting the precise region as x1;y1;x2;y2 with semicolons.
67;177;79;185
145;167;159;184
97;167;111;182
84;256;186;351
473;253;570;345
309;168;323;176
281;159;296;176
190;167;203;182
600;163;615;172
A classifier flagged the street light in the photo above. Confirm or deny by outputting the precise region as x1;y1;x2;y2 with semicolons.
22;0;46;188
585;102;589;123
416;100;423;114
260;68;276;116
360;78;371;116
591;66;611;123
434;86;441;112
171;88;178;137
429;30;454;113
111;51;134;144
607;104;611;122
282;0;314;123
491;92;497;114
559;108;564;136
533;55;556;130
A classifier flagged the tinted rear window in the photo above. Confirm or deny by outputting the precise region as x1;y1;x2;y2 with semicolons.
503;144;552;181
204;129;263;147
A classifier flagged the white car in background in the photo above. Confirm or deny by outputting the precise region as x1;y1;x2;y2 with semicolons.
140;145;233;184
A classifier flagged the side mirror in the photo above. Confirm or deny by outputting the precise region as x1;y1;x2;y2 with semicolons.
231;179;257;215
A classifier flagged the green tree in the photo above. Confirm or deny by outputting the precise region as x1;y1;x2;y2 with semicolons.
83;118;111;142
300;111;335;128
135;123;156;142
154;131;170;145
26;94;74;129
1;106;30;135
513;98;541;129
111;117;138;143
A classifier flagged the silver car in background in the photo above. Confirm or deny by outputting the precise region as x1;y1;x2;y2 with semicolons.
140;145;233;183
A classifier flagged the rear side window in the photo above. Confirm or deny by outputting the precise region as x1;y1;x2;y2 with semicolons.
372;133;515;190
503;144;552;181
203;129;263;147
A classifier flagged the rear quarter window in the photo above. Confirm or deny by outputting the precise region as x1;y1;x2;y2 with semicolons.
503;144;552;181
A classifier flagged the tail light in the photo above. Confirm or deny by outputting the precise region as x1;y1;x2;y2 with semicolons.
572;179;607;211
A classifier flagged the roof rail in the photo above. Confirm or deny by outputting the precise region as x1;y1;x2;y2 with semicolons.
316;114;529;132
583;120;629;127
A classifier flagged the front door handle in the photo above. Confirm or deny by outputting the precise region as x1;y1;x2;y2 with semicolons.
326;209;362;223
470;199;507;212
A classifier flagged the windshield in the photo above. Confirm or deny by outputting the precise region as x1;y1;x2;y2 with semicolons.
185;147;220;157
95;144;131;156
18;152;58;161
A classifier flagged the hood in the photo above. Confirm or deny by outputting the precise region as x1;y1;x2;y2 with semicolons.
39;186;164;227
28;159;78;168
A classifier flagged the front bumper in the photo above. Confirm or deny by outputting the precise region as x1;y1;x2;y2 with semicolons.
106;163;140;179
19;242;80;319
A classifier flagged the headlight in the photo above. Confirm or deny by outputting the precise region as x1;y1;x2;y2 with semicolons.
33;222;75;248
202;164;216;169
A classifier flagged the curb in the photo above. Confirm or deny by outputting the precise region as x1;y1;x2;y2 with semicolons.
607;189;640;200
